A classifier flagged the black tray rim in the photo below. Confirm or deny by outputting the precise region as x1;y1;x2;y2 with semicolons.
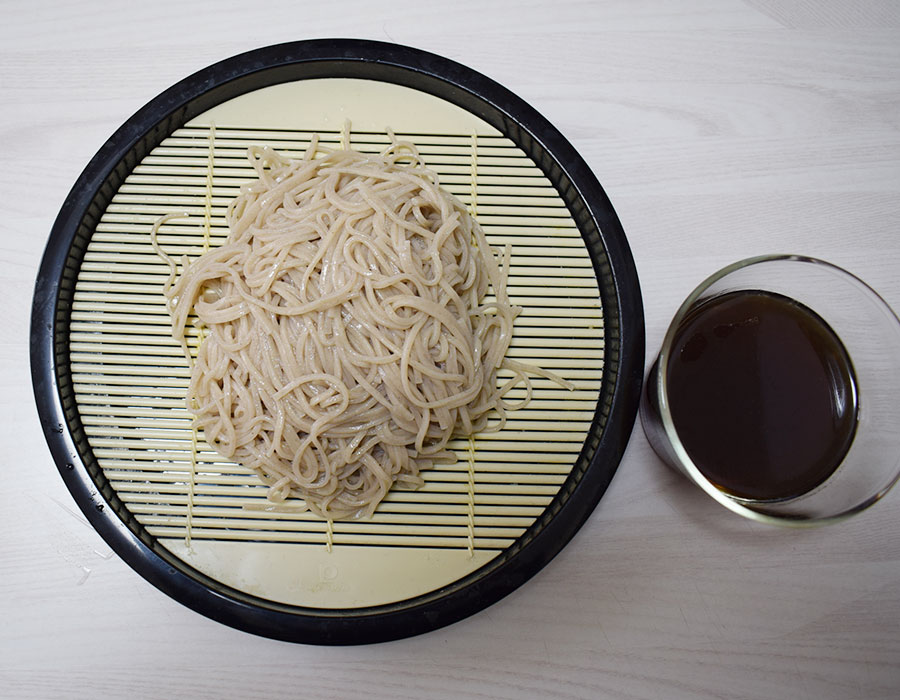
30;38;644;645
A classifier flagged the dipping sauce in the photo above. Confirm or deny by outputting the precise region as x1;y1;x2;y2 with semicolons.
666;290;858;501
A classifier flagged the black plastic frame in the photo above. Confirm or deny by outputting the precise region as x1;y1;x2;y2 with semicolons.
30;39;644;645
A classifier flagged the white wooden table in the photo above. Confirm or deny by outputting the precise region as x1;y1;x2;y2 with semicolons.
3;2;899;698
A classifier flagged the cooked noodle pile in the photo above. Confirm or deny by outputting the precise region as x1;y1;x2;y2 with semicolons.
152;135;565;519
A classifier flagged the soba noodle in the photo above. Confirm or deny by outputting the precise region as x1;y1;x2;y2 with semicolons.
152;134;570;519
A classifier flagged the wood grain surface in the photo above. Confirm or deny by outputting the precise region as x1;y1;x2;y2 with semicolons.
2;1;899;698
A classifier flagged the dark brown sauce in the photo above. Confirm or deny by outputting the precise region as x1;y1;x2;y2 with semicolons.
667;290;858;501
